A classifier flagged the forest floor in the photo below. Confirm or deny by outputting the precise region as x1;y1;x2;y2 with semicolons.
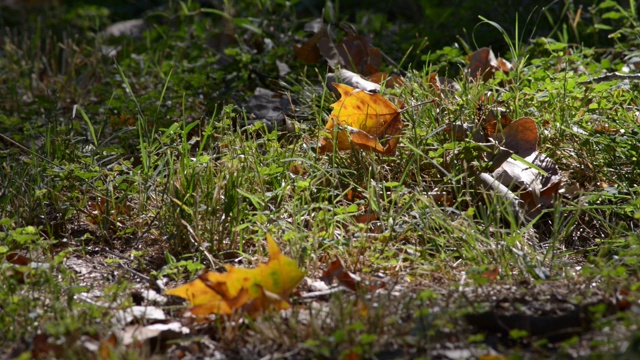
1;1;640;359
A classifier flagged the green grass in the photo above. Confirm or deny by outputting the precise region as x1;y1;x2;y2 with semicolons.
1;0;640;358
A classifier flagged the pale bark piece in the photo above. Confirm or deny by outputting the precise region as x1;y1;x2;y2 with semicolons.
101;19;146;39
478;172;528;224
112;306;166;326
120;322;189;346
326;69;380;94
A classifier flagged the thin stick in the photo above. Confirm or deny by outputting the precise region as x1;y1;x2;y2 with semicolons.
398;99;437;114
180;219;219;268
578;72;640;85
0;132;56;166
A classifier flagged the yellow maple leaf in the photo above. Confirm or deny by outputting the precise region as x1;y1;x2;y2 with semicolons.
318;83;403;155
164;234;305;316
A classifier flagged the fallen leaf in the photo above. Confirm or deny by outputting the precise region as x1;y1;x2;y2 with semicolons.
165;234;304;316
31;333;64;359
343;350;361;360
294;18;340;67
366;72;404;88
321;258;384;293
87;196;132;227
240;87;297;133
337;32;382;75
321;258;360;292
6;252;31;266
493;117;538;157
318;33;341;68
491;117;560;215
496;57;513;72
482;109;513;138
467;47;512;82
295;19;383;75
318;83;403;155
288;163;306;176
427;73;461;97
481;266;500;282
294;30;325;64
479;355;508;360
6;252;32;283
345;189;366;202
98;334;118;360
354;211;379;224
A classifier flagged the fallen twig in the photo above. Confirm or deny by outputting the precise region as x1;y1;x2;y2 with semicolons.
578;72;640;85
477;172;528;225
296;286;345;301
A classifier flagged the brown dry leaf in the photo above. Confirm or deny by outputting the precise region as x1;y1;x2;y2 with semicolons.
337;32;382;75
6;252;32;283
478;355;508;360
482;109;513;138
321;258;361;292
592;123;620;134
467;47;512;81
98;334;118;360
6;252;31;266
427;73;442;92
294;30;325;64
288;163;306;176
366;72;404;88
31;333;64;359
427;73;461;97
164;234;304;316
467;116;561;221
497;57;513;72
428;192;454;206
294;19;339;66
493;117;538;157
87;196;132;226
295;19;382;76
318;83;403;155
345;189;365;202
354;211;379;224
321;258;384;293
109;114;136;128
481;266;500;282
343;350;361;360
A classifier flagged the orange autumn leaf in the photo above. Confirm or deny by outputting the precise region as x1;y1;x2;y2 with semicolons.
164;234;305;316
318;83;403;155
